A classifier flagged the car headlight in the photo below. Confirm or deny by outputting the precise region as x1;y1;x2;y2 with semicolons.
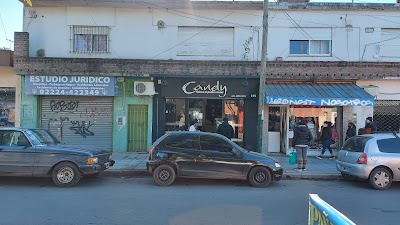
87;157;98;165
275;162;281;168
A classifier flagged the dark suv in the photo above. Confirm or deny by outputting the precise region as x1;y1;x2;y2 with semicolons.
147;132;283;187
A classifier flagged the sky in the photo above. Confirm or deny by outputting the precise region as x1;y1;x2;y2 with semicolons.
0;0;24;50
0;0;395;50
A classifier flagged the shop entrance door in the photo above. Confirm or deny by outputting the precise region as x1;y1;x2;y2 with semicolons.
128;104;148;152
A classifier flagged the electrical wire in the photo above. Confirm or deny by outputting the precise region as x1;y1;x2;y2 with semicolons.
150;12;234;59
137;1;259;31
0;13;8;41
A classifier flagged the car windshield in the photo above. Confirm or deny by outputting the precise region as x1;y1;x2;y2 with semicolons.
25;129;61;146
342;136;372;152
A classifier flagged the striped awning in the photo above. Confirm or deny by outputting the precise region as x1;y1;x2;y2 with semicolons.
265;83;374;106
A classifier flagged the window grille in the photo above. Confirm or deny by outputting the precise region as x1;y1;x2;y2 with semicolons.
70;26;110;53
373;100;400;132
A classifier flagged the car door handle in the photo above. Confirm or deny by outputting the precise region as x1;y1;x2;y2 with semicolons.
198;154;206;158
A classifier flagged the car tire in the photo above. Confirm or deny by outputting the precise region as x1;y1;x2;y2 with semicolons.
369;167;392;190
52;162;81;187
248;166;272;188
153;164;176;186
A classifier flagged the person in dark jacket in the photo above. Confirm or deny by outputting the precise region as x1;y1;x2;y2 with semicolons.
217;117;235;140
317;121;334;159
345;122;356;140
365;117;377;134
292;119;313;171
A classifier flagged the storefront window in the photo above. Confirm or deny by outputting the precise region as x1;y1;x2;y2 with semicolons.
0;88;15;127
268;107;281;132
164;98;244;145
165;99;186;131
289;106;338;149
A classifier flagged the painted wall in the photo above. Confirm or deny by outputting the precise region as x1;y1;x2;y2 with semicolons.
23;6;400;62
19;76;40;128
113;79;153;152
0;67;21;127
357;80;400;101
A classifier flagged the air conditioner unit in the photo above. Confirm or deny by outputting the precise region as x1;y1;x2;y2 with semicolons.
133;82;157;96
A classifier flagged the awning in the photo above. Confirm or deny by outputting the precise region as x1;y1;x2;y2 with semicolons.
265;83;374;106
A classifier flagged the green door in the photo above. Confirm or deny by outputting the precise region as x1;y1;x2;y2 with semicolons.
128;104;148;152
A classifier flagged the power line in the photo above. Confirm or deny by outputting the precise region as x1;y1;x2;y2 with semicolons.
0;13;8;40
150;12;234;59
138;1;258;31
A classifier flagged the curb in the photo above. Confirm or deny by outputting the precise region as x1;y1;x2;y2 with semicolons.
102;169;342;180
283;173;342;180
102;169;149;177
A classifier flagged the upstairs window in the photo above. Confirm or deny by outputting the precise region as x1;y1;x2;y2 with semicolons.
71;26;110;53
290;40;331;55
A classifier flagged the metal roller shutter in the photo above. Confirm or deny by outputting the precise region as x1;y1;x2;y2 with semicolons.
374;100;400;133
41;96;113;151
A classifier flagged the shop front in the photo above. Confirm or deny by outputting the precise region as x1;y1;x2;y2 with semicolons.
23;75;117;150
152;77;259;151
264;82;375;155
0;56;20;127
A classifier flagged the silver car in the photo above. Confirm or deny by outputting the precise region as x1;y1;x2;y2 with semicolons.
336;133;400;190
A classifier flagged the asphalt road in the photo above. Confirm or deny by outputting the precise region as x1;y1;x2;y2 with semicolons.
1;176;400;225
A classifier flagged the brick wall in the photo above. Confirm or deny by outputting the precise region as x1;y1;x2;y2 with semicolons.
13;32;400;80
14;32;29;58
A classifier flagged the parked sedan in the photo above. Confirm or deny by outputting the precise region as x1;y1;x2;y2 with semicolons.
336;133;400;190
147;132;283;187
0;128;115;187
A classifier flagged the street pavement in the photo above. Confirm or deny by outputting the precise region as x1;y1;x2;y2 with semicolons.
1;177;400;225
107;152;341;179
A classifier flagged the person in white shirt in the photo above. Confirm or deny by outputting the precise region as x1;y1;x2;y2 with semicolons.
188;119;198;131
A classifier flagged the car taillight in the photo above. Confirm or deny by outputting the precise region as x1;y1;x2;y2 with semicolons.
357;153;367;164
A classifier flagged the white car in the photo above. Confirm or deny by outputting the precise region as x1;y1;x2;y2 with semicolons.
336;133;400;190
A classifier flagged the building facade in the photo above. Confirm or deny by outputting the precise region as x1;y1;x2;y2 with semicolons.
0;50;20;128
15;0;400;153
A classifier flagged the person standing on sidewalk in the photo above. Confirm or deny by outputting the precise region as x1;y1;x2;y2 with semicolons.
292;119;313;171
317;121;335;159
345;122;356;140
217;117;235;140
365;117;377;134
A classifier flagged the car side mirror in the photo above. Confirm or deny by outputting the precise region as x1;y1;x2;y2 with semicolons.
17;140;31;147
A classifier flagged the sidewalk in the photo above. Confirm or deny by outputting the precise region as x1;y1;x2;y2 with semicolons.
104;152;342;180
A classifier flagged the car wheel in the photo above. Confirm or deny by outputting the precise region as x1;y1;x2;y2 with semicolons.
153;164;176;186
83;172;100;178
369;167;392;190
52;162;81;187
248;166;272;188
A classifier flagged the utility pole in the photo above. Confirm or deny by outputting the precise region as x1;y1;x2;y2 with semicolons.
257;0;269;153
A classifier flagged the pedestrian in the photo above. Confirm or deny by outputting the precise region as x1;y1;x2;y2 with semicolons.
316;121;335;159
188;119;198;131
345;122;356;140
365;117;377;134
307;118;317;147
292;119;313;171
331;124;339;145
217;117;235;139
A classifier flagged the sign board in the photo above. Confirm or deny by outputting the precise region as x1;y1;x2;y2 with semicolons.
265;96;374;107
25;76;117;96
160;78;258;99
309;194;356;225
